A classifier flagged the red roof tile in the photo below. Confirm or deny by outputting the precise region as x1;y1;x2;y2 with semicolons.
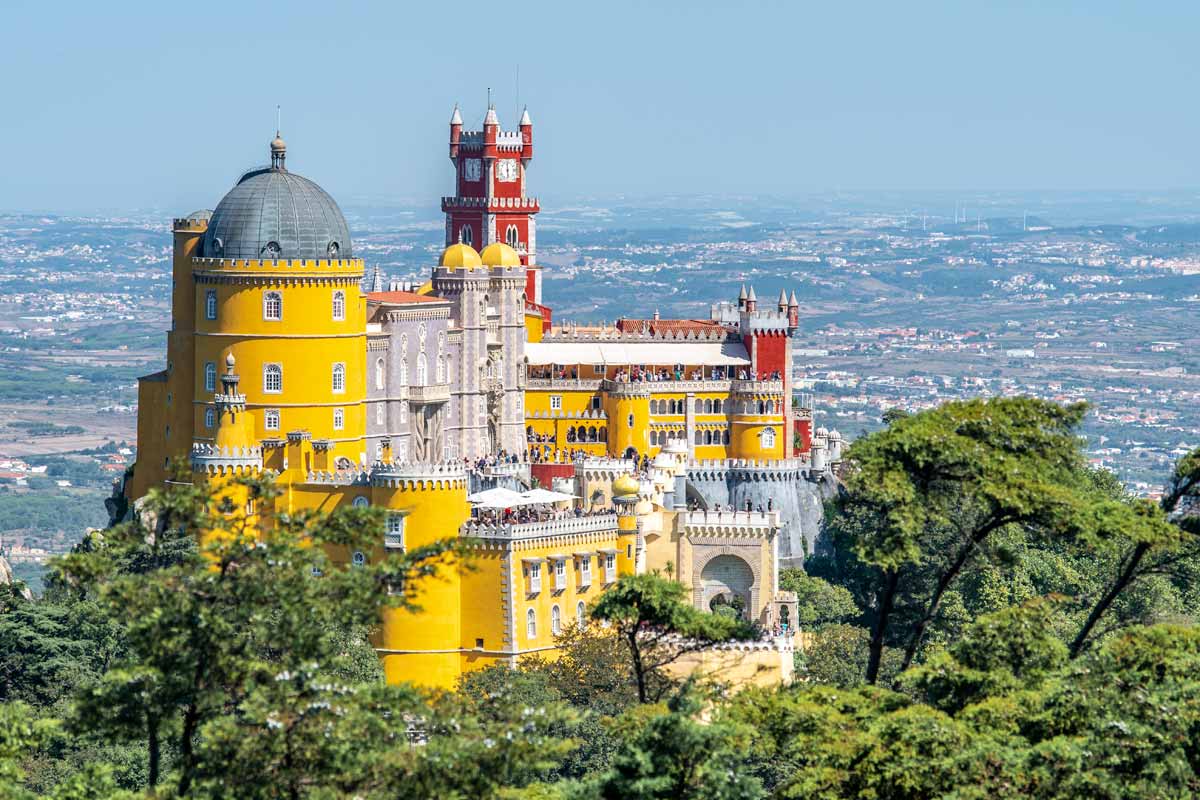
366;291;445;305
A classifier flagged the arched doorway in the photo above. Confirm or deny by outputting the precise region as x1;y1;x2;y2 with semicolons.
700;554;754;619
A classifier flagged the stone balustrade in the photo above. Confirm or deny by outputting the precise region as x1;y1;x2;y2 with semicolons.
683;509;781;530
408;383;451;404
730;379;784;394
461;514;618;541
527;377;603;390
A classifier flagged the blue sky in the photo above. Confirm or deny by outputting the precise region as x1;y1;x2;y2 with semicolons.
3;0;1198;212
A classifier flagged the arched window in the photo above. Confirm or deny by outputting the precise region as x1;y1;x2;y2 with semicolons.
352;551;365;567
567;427;576;443
705;399;714;414
599;427;607;442
352;496;369;508
705;430;714;445
506;225;519;248
723;428;730;445
551;605;562;635
205;290;218;321
264;409;280;430
376;404;384;425
332;363;346;393
333;408;344;430
650;431;658;447
263;363;282;394
588;427;598;442
416;353;427;386
526;608;536;640
399;358;408;385
375;358;385;390
460;225;473;247
263;291;282;321
332;290;345;321
695;398;703;413
760;427;776;449
204;407;216;429
695;430;703;445
714;399;722;414
576;601;587;630
437;355;446;384
204;362;217;392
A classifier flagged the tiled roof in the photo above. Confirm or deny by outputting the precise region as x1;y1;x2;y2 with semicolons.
615;319;727;334
366;291;446;305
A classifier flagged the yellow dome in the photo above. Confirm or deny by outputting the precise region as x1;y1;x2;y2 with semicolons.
479;242;522;267
440;243;482;269
415;280;434;296
612;474;640;498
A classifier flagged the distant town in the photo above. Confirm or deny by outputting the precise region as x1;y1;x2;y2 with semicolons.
1;193;1198;582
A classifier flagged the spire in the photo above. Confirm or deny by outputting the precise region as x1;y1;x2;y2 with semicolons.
778;288;788;306
747;285;757;302
520;106;532;126
450;104;462;125
789;290;799;308
484;105;499;126
738;284;748;301
370;265;384;293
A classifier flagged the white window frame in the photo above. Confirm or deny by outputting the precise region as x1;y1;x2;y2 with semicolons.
760;426;777;449
263;291;282;321
550;395;562;411
205;289;218;321
577;600;587;630
579;556;592;585
263;363;282;394
399;400;408;424
332;290;345;321
526;607;536;640
385;514;405;550
204;407;216;429
528;562;542;594
461;224;474;246
604;553;616;584
333;408;344;431
375;403;384;425
332;362;346;394
416;353;427;386
375;357;385;390
551;604;562;636
264;409;280;431
553;558;567;592
352;496;369;508
352;551;365;567
204;361;217;392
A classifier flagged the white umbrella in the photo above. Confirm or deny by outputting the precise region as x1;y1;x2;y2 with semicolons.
521;488;577;504
466;487;528;508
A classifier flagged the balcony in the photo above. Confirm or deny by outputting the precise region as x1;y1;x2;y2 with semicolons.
461;514;619;542
601;378;734;395
408;383;450;404
730;379;784;395
527;377;602;391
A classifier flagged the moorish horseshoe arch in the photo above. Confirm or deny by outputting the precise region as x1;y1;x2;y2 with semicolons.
691;546;762;618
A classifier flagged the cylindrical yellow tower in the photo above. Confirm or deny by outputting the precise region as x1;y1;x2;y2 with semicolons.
612;473;641;575
729;387;785;460
190;134;367;470
605;383;651;460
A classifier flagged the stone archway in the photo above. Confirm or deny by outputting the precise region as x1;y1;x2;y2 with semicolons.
699;554;755;619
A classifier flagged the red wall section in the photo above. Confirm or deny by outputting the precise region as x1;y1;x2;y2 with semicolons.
793;418;812;456
752;333;788;379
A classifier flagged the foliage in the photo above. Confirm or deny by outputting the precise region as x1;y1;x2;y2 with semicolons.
778;570;860;629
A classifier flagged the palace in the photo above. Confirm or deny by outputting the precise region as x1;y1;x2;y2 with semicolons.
125;105;844;689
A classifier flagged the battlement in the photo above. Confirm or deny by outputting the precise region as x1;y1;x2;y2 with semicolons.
730;379;784;395
683;509;781;534
191;256;365;275
190;442;263;474
543;325;734;343
173;218;209;232
441;196;540;212
369;460;468;489
526;408;608;420
577;457;636;476
689;457;812;473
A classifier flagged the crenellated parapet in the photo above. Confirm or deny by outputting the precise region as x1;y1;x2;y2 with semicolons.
190;442;263;475
369;460;468;490
683;509;781;537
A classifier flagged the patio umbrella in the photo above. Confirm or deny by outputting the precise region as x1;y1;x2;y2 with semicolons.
466;487;529;508
520;488;577;504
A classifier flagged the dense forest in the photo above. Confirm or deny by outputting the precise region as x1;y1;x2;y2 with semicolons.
2;397;1199;799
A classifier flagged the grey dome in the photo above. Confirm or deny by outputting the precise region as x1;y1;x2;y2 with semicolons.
202;168;352;260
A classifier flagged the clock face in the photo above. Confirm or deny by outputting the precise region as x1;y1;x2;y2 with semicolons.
497;159;518;182
464;158;481;182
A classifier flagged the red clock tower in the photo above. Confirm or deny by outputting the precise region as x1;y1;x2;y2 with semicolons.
444;103;542;303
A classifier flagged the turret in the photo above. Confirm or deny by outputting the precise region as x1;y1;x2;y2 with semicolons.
449;104;462;160
483;104;499;158
787;290;799;331
738;283;748;310
777;288;788;313
745;285;757;313
519;106;533;163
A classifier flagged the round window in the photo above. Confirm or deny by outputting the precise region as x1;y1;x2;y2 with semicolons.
327;241;340;257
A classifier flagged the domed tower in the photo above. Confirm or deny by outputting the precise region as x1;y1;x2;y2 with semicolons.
130;133;367;499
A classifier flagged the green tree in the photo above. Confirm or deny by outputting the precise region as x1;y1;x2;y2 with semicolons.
589;574;756;703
